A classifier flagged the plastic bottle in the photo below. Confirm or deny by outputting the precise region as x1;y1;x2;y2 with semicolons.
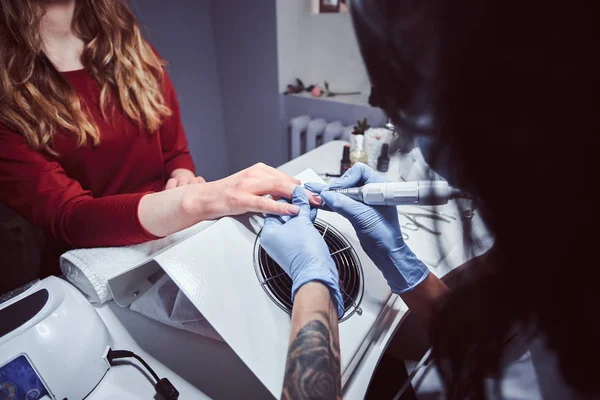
350;134;368;166
340;144;351;174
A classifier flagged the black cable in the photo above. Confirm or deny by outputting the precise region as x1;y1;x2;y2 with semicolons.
107;349;179;400
110;350;160;382
318;172;342;177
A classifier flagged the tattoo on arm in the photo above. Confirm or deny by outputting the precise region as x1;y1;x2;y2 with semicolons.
281;311;341;400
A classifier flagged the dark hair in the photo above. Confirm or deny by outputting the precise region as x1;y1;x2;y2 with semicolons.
351;0;599;397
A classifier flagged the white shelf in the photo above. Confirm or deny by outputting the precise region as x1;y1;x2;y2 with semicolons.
285;91;372;107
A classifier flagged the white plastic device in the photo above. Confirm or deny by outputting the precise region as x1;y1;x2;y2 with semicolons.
0;276;112;399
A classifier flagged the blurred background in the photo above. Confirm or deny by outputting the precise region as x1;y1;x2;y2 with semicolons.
131;0;388;181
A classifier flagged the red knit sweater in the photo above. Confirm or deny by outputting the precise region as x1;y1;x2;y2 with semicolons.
0;68;195;274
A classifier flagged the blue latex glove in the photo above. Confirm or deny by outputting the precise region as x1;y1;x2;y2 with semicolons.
305;163;430;294
260;186;345;318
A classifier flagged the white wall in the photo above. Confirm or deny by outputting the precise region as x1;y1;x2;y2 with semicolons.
276;0;370;96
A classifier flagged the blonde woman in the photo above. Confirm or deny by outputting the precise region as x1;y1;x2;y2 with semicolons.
0;0;319;290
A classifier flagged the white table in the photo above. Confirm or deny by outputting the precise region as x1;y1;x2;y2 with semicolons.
90;140;491;399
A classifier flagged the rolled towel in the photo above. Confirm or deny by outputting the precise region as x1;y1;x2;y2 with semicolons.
60;221;215;303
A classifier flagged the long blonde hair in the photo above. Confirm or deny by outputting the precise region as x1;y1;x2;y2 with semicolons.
0;0;171;154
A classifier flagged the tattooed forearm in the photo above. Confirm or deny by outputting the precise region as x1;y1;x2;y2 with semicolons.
282;311;341;400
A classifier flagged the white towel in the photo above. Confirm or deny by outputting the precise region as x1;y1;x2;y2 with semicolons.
60;221;215;304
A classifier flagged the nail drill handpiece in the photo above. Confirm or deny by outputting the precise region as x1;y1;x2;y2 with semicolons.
331;181;467;206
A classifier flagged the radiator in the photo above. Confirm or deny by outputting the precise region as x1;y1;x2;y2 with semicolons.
289;116;354;160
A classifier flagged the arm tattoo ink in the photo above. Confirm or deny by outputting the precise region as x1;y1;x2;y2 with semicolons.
282;311;341;400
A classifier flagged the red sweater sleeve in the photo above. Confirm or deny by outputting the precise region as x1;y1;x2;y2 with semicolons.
0;129;159;248
160;71;196;176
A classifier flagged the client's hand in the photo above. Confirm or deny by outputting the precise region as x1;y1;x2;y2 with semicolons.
165;169;206;189
306;163;429;294
187;163;322;220
259;186;344;318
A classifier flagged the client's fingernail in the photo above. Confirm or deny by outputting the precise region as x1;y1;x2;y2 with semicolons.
312;194;323;204
288;205;300;214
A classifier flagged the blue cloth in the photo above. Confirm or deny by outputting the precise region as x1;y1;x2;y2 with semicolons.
260;186;345;318
306;163;430;294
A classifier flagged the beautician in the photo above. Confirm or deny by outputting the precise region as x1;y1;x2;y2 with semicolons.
0;0;319;293
260;0;597;398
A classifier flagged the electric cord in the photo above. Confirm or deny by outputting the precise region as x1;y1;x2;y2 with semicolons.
107;349;179;400
318;172;343;177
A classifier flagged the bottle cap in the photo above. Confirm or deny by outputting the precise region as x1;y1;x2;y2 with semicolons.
340;144;351;174
342;144;350;160
380;143;390;159
377;143;390;172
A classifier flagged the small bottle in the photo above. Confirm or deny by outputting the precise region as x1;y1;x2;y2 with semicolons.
340;144;351;174
350;134;368;166
377;143;390;172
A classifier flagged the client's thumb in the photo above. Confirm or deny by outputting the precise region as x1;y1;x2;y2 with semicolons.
291;186;311;215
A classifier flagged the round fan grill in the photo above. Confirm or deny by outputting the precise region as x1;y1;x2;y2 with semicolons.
254;219;364;322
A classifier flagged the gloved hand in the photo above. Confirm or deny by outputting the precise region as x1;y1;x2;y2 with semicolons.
259;186;345;318
305;163;430;294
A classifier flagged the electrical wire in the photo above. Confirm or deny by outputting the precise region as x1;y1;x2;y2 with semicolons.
107;349;179;399
318;172;342;177
110;350;160;382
